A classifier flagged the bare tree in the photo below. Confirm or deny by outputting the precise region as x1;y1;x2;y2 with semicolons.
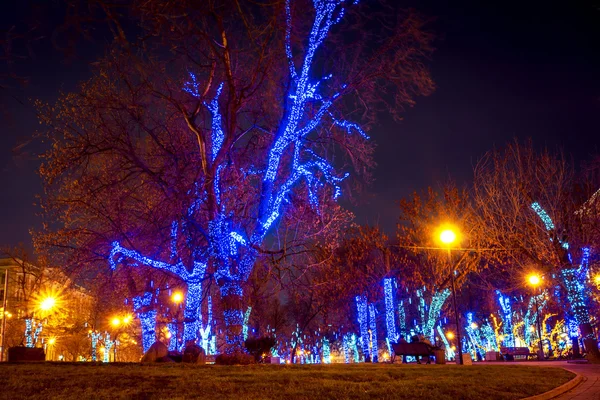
473;140;600;359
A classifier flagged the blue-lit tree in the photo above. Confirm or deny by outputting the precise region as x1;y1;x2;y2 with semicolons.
37;0;434;351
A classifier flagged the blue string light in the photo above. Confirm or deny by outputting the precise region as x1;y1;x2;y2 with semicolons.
111;0;369;351
242;306;252;341
90;331;102;361
383;278;398;347
424;289;451;342
437;325;455;360
322;337;331;364
497;291;515;347
355;295;370;361
368;303;378;363
398;301;406;337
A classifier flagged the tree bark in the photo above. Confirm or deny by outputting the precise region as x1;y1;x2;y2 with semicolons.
221;279;244;353
182;281;203;346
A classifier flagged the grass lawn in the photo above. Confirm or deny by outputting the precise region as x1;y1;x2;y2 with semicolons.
0;362;574;400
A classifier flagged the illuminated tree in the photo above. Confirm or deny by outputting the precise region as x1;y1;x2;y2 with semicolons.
37;0;433;350
396;185;483;342
473;140;600;359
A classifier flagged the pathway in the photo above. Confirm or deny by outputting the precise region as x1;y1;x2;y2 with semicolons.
498;361;600;400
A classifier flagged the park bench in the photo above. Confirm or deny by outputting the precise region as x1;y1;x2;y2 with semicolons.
391;342;436;364
500;347;536;360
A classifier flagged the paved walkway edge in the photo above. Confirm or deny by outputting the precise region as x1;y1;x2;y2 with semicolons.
523;373;584;400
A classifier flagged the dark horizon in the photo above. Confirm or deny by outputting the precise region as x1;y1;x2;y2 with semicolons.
1;0;599;248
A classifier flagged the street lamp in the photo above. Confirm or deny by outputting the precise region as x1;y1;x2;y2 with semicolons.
171;292;184;350
39;297;56;311
438;226;464;365
172;292;184;304
527;273;544;360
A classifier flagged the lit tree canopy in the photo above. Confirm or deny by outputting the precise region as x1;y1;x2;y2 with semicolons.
36;0;434;349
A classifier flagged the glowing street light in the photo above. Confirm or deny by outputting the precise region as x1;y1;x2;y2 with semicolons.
436;224;464;365
123;315;132;324
527;273;544;360
528;274;541;286
594;275;600;285
446;332;455;340
439;229;457;245
172;292;184;304
48;337;56;345
39;297;56;311
111;317;121;327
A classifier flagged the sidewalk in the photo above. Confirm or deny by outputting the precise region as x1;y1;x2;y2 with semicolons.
493;361;600;400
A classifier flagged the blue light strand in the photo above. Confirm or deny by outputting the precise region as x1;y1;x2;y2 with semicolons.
242;306;252;341
368;303;378;363
561;268;592;337
355;295;370;361
398;301;406;338
481;321;498;352
104;333;116;363
531;202;555;230
256;0;367;243
24;318;33;348
437;325;455;360
204;82;225;162
383;278;398;348
424;289;451;342
167;323;178;351
322;337;331;364
497;291;515;347
133;291;158;353
90;331;102;361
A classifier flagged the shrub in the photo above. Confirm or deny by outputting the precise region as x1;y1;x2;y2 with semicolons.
244;336;277;362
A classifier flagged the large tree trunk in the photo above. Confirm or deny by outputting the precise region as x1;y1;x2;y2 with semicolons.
355;295;371;362
221;279;244;353
182;282;202;346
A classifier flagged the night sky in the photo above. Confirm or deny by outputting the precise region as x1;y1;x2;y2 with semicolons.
1;0;599;248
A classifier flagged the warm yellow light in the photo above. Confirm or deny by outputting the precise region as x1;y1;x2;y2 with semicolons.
166;331;172;339
451;346;456;351
446;332;455;340
529;326;535;333
528;274;541;286
172;292;184;304
498;335;504;341
439;229;457;245
48;337;56;345
470;322;478;329
40;297;56;311
111;317;121;327
594;275;600;284
123;315;132;324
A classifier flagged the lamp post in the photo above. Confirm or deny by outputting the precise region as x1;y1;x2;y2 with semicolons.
439;228;464;365
172;292;183;349
527;274;544;360
110;314;131;362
